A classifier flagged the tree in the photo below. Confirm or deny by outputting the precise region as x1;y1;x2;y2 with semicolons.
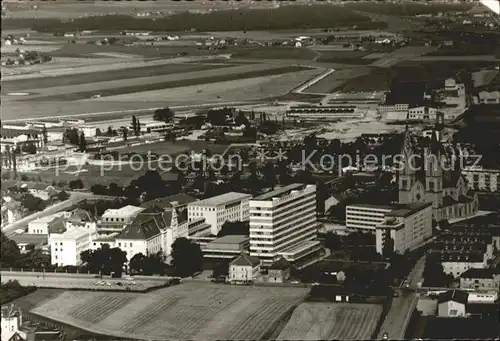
21;194;46;213
154;107;174;123
324;232;342;251
57;190;70;201
171;238;203;278
129;253;147;274
79;132;87;152
42;126;48;145
107;126;114;136
132;116;141;137
1;233;21;268
123;128;128;141
95;128;102;136
382;237;395;259
261;161;277;189
217;221;250;237
212;260;230;279
63;128;79;145
69;179;84;190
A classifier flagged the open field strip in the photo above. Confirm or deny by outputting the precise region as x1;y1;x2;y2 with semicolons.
11;63;302;100
304;66;372;94
1;55;227;81
91;67;324;103
277;302;382;340
30;282;309;341
2;62;233;92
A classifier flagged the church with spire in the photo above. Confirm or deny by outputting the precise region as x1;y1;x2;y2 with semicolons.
397;112;479;222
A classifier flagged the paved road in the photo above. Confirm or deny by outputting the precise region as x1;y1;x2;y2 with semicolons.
377;255;425;340
1;192;114;236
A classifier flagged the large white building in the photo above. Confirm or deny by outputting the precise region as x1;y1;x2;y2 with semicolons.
27;213;64;235
375;202;433;254
187;192;251;236
286;105;365;121
50;227;97;266
249;183;320;267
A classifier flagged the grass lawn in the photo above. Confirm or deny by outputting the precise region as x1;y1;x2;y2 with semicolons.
345;2;473;15
25;65;310;101
231;47;318;60
2;63;233;92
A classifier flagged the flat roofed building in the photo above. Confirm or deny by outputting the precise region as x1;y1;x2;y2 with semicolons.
187;192;251;236
202;235;250;259
346;204;393;231
375;202;433;254
286;105;364;120
249;183;320;267
99;205;145;234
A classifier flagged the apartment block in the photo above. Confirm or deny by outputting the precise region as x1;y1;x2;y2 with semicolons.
50;227;97;266
249;183;320;267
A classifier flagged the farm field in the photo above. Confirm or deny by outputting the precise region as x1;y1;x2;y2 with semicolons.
11;64;309;101
2;62;233;92
30;282;309;340
277;302;382;340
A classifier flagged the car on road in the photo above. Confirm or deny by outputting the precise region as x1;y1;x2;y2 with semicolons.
382;332;388;340
291;281;300;284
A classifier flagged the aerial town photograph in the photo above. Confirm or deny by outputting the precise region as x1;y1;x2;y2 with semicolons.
0;0;499;340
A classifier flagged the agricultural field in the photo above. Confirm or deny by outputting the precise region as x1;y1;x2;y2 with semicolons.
30;282;309;340
277;302;382;340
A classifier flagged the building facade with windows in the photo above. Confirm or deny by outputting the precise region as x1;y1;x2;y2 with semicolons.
459;268;500;291
375;202;433;255
187;192;251;236
462;167;499;193
345;204;393;231
50;227;97;266
228;253;261;284
249;184;320;267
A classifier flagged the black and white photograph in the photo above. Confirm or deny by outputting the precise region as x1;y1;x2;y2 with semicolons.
1;0;499;340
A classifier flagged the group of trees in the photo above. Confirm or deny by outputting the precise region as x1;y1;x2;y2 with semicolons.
423;257;454;287
323;231;380;261
0;280;36;305
63;128;87;152
153;107;175;123
129;252;168;276
80;244;127;277
1;233;51;270
171;238;203;278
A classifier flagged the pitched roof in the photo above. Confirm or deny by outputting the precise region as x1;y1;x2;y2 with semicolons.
163;193;198;206
231;253;260;267
48;217;67;234
69;208;95;223
269;257;290;270
117;219;161;240
460;268;500;279
437;289;469;305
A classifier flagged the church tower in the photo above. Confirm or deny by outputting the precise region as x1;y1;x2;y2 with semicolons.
398;120;417;203
424;123;443;210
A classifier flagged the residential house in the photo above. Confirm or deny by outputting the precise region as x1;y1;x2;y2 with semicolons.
65;208;97;230
9;233;49;254
1;305;22;341
437;290;469;317
229;253;261;284
27;213;64;234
